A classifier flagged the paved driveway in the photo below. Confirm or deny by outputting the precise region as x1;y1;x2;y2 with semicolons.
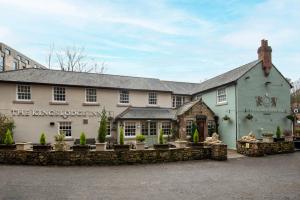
0;152;299;200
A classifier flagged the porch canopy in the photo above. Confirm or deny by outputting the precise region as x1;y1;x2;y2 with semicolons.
116;107;176;120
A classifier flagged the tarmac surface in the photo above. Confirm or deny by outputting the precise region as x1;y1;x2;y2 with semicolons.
0;152;299;200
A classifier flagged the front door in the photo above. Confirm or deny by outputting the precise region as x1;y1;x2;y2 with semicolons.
196;115;206;142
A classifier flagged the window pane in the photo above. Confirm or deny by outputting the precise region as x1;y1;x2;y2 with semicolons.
59;122;72;137
0;55;4;71
86;88;97;102
120;90;129;103
53;87;66;101
17;85;31;100
148;92;157;105
186;120;193;135
149;122;157;135
141;122;148;135
162;122;171;135
106;121;111;136
124;122;136;137
217;88;227;103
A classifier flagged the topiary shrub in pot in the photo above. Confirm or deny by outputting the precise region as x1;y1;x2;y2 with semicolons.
33;133;52;151
188;129;203;149
114;127;130;151
153;129;169;150
135;134;145;150
0;129;16;150
274;126;284;142
73;132;89;151
96;108;107;151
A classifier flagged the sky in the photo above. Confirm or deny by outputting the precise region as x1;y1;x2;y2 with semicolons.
0;0;299;82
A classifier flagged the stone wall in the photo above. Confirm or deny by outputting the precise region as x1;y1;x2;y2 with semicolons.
0;144;227;166
237;140;294;157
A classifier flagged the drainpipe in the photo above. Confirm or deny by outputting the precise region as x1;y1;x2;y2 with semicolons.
235;83;238;145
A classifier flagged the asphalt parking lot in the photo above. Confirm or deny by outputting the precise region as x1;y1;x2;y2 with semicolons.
0;152;299;200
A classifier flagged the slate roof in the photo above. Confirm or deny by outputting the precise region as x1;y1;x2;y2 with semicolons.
116;107;177;120
176;100;200;116
0;59;261;95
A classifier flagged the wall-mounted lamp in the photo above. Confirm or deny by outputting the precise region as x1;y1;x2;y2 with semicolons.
49;122;55;126
265;81;271;86
245;76;250;80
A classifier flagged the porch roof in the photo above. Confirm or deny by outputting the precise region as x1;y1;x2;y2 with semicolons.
116;107;176;120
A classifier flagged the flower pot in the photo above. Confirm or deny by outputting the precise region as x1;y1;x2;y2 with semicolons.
188;142;204;149
114;144;130;151
274;138;284;142
0;144;16;150
96;142;107;151
72;145;89;151
284;136;293;142
16;143;28;151
135;142;145;150
33;144;52;151
175;140;188;148
153;144;169;150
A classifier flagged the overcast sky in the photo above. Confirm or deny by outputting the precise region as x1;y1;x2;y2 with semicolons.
0;0;299;82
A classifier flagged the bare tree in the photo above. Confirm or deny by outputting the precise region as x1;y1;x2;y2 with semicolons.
46;44;106;73
291;78;300;105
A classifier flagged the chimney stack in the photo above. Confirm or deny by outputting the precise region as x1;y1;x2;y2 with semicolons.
257;39;272;76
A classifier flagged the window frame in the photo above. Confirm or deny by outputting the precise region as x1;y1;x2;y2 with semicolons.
119;90;129;104
12;60;18;70
161;121;172;136
106;120;111;137
85;88;97;103
148;92;157;105
216;88;227;105
52;86;66;102
186;120;193;136
172;95;185;108
58;121;72;138
16;84;31;101
124;121;136;138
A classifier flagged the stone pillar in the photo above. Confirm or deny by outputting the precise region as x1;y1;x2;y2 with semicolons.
211;144;227;161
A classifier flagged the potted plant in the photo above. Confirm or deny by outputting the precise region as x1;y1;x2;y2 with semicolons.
189;129;203;148
135;134;145;150
96;109;107;151
246;114;253;120
114;127;130;151
73;132;89;151
223;115;230;121
33;133;52;151
54;132;66;151
283;130;293;142
262;131;274;143
153;129;169;150
0;129;16;150
274;126;284;142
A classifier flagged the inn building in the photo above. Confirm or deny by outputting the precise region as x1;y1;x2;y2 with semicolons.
0;40;292;149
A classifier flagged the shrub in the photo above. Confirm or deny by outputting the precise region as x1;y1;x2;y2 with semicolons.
119;127;124;145
4;129;13;145
40;133;46;145
80;132;86;145
98;108;107;143
136;134;145;143
276;126;281;138
0;114;15;143
54;132;66;151
193;129;199;143
159;129;164;144
55;132;65;142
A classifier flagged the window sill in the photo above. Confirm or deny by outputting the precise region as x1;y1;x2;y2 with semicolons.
124;136;136;139
13;100;34;104
117;103;131;107
216;102;228;106
82;102;100;106
49;101;69;105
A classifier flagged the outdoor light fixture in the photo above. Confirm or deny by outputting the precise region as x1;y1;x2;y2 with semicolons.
265;81;271;86
49;122;55;126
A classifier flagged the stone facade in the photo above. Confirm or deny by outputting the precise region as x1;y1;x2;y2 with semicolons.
0;144;227;166
178;101;215;140
237;140;294;157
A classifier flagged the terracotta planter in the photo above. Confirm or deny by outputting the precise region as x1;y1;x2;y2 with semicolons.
175;140;188;148
153;144;169;150
33;144;52;151
188;142;204;149
135;142;145;150
96;142;107;151
72;145;89;151
0;144;16;150
114;144;130;151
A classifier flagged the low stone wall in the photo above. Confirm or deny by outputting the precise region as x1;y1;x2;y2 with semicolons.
0;144;227;166
237;140;294;157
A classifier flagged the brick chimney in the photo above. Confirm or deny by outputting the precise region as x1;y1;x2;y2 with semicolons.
257;39;272;76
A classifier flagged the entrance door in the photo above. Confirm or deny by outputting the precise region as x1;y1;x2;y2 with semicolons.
196;115;206;142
